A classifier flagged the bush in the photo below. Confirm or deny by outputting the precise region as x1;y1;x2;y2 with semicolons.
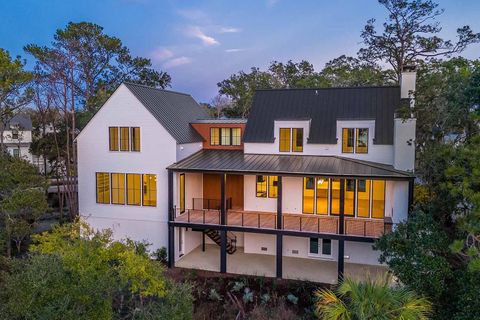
153;247;168;263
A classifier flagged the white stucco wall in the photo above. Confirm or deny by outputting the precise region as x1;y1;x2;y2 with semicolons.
393;118;416;171
177;142;203;161
78;84;193;250
244;120;394;165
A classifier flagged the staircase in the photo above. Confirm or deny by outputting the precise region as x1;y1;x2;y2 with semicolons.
204;229;237;254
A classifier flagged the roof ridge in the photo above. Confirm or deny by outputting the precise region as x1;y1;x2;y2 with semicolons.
255;85;399;92
123;82;191;97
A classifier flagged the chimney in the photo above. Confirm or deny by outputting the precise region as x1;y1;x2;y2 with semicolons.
394;65;417;172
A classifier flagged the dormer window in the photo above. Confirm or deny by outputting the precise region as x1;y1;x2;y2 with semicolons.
279;128;303;152
342;128;368;154
210;127;241;146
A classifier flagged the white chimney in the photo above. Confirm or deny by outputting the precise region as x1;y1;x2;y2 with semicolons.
394;65;417;172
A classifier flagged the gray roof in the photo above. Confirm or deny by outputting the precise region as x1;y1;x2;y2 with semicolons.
168;149;412;179
0;114;32;131
124;83;210;144
243;86;401;145
191;118;247;124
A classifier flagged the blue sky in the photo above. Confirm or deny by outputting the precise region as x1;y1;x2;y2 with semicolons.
1;0;479;102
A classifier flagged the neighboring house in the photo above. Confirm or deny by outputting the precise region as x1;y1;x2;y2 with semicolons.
78;67;417;284
1;114;34;162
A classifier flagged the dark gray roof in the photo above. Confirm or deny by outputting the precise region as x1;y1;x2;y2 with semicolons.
0;114;32;131
168;149;412;179
191;118;247;124
124;83;210;144
243;86;401;145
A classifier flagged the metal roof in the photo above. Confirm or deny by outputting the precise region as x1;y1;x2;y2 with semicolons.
191;118;247;124
243;86;401;145
0;114;32;131
124;83;210;144
168;149;413;179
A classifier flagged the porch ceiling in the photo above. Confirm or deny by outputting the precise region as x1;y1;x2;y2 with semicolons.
167;149;413;179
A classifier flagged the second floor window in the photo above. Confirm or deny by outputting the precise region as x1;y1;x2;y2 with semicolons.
131;127;140;151
342;128;368;153
256;175;278;198
210;127;242;146
109;127;141;152
279;128;303;152
12;130;19;140
120;127;129;151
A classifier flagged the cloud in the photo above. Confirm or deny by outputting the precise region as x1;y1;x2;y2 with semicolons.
185;26;219;46
219;27;241;33
225;48;246;53
163;57;192;68
150;48;174;62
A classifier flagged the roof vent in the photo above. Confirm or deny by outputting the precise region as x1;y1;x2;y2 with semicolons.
315;90;318;95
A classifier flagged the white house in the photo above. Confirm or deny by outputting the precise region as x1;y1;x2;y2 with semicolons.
1;114;34;162
78;67;417;283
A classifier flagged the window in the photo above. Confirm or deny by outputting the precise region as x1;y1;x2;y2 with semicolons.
268;176;278;198
303;177;315;214
143;174;157;206
330;179;341;214
342;128;354;153
292;128;303;152
120;127;130;151
232;128;241;146
12;130;18;140
96;172;110;204
131;127;140;152
372;180;385;218
345;179;355;216
12;148;20;157
256;175;267;198
279;128;291;152
111;173;125;205
180;173;185;213
316;178;329;215
221;128;231;145
309;238;332;256
357;180;371;217
210;128;220;146
126;174;141;205
109;127;119;151
356;128;368;153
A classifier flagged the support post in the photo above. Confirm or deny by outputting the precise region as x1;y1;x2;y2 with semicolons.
202;231;206;252
276;176;283;278
167;170;175;268
337;178;345;281
220;230;227;273
408;178;414;213
220;173;227;273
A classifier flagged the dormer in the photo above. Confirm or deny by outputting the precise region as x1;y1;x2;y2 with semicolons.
191;119;247;150
273;119;311;153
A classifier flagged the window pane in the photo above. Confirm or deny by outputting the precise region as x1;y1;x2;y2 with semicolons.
316;178;329;215
231;128;241;146
292;128;303;152
322;239;332;255
330;179;340;214
180;174;185;213
342;128;354;153
357;180;371;217
210;128;220;146
356;128;368;153
309;238;319;254
143;174;157;206
127;174;141;205
111;173;125;204
279;128;291;152
120;127;129;151
372;180;385;218
131;127;140;151
221;128;231;145
268;176;278;198
96;172;110;204
345;179;355;216
256;175;267;197
303;177;315;214
109;127;119;151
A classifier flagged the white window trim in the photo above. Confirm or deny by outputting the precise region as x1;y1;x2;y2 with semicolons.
308;238;333;260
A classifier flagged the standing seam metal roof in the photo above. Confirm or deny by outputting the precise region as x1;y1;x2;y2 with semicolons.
124;83;210;144
243;86;401;145
167;149;413;179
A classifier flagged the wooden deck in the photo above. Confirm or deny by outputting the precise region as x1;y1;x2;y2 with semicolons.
175;209;390;238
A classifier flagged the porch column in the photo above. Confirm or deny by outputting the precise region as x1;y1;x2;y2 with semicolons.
167;170;175;268
337;178;345;281
276;176;283;278
408;178;414;213
220;173;227;273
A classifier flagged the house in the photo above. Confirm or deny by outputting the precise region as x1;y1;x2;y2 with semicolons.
1;114;34;162
78;67;417;283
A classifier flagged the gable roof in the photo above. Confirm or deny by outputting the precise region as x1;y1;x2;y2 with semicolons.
124;83;210;144
243;86;401;145
0;114;32;131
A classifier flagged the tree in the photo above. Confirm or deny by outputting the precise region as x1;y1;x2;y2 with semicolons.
315;274;431;320
359;0;480;81
210;94;232;118
0;49;33;151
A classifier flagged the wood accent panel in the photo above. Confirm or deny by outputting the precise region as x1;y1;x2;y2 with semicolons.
227;174;244;210
191;123;246;150
203;174;221;200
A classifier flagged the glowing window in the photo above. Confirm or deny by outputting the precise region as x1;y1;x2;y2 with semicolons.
210;128;220;146
279;128;291;152
142;174;157;206
372;180;385;218
256;175;267;198
126;174;141;205
342;128;354;153
111;173;125;205
356;128;368;153
131;127;140;152
303;177;315;214
119;127;129;151
221;128;231;145
96;172;110;204
232;128;241;146
315;178;329;215
268;176;278;198
109;127;119;151
357;179;371;217
292;128;303;152
180;173;185;213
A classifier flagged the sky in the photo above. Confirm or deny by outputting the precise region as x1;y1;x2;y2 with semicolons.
1;0;480;102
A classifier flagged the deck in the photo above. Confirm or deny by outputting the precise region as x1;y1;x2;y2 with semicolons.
174;209;391;238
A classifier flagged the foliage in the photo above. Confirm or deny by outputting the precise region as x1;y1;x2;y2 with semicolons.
359;0;480;80
315;274;432;320
153;246;168;263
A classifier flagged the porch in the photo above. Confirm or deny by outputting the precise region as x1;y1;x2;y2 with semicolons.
176;244;387;284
